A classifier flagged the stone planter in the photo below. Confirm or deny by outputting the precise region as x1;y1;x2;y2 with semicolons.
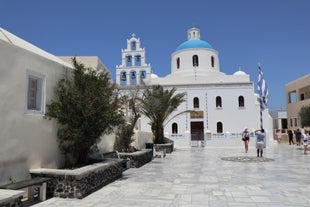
30;158;129;199
155;137;174;153
119;149;153;168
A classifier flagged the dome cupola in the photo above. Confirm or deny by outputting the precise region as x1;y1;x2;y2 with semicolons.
176;27;213;51
171;27;219;76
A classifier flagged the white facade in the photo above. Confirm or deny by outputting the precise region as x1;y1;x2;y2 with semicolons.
118;27;273;147
0;28;76;184
0;28;137;184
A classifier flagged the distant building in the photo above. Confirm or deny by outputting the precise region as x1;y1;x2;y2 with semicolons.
286;74;310;130
59;56;110;74
270;110;287;130
269;110;288;141
116;27;273;147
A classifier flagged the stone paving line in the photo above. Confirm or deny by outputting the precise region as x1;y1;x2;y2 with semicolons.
33;139;310;207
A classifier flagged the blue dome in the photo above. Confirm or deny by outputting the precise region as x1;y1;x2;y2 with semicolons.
176;39;213;51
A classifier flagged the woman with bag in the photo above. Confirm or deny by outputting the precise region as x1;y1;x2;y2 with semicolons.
242;128;250;153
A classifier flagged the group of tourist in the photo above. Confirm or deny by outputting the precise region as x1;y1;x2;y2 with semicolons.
287;129;310;154
242;128;266;157
241;128;310;156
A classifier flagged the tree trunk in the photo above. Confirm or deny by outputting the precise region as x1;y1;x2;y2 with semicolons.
153;123;164;144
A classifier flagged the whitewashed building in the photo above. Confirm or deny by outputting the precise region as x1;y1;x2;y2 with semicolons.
0;28;75;184
116;27;273;147
0;28;119;185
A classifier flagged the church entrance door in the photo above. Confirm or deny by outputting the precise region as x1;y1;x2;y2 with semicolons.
190;121;204;141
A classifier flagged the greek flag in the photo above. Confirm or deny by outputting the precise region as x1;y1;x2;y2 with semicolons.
258;65;268;109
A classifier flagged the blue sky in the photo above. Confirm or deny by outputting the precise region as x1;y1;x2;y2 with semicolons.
1;0;310;111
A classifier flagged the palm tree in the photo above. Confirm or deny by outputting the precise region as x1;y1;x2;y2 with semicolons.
139;85;186;144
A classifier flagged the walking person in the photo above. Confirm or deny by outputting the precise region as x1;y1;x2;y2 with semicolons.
295;129;302;146
288;130;294;145
242;128;250;153
255;129;266;157
302;130;309;154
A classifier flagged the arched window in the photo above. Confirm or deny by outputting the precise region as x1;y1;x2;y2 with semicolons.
211;56;215;68
120;71;127;86
131;41;136;50
217;122;223;133
176;57;180;69
172;123;178;134
193;97;199;108
135;55;141;66
216;96;222;108
238;96;245;107
130;71;136;85
193;55;199;67
126;55;132;66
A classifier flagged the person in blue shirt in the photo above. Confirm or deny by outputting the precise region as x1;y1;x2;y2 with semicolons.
295;129;302;146
255;129;266;157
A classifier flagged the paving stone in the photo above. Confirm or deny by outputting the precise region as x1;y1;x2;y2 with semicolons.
32;140;310;206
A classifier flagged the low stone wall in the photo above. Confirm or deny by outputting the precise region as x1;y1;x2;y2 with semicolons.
30;159;129;199
155;143;173;153
156;137;174;153
119;149;153;168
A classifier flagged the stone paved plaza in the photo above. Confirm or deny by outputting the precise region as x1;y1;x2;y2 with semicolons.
33;139;310;207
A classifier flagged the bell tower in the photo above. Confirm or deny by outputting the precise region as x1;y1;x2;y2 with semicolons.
116;33;151;86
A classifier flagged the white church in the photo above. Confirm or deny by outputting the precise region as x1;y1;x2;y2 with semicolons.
116;27;273;147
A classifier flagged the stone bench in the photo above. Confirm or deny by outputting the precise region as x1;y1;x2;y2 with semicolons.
30;158;130;199
0;177;52;202
0;189;24;207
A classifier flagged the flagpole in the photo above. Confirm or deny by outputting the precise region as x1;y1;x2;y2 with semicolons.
260;98;263;129
257;63;268;130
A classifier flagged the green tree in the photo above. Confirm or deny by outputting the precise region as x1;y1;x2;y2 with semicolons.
299;105;310;128
139;85;186;144
46;58;123;166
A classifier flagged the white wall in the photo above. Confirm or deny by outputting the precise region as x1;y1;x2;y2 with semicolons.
138;83;273;148
0;40;71;184
171;48;219;74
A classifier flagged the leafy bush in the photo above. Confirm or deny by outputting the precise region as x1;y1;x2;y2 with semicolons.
46;58;123;166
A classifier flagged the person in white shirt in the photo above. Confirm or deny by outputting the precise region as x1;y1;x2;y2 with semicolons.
302;130;309;155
